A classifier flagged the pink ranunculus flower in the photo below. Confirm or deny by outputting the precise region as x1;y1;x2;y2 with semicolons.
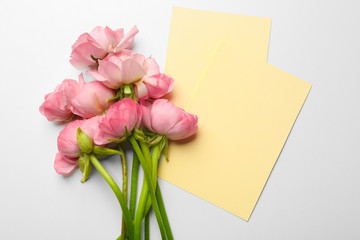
39;75;84;123
55;116;101;175
94;98;142;145
70;26;139;70
88;51;174;100
57;116;101;159
141;99;198;140
70;81;115;119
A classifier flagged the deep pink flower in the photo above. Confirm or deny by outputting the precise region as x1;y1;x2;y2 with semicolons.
94;98;142;145
70;81;115;118
57;116;101;158
70;26;139;70
39;75;84;123
88;51;174;99
141;99;198;140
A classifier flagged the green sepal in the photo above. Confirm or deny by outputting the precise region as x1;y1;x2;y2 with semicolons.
77;127;93;154
108;84;137;102
107;90;122;102
79;153;92;183
160;136;169;161
143;128;156;137
93;146;122;158
148;134;163;146
133;128;146;142
107;95;120;102
107;126;133;143
108;134;127;144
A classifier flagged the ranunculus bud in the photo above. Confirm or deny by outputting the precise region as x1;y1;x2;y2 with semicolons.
94;98;142;145
70;26;139;70
77;128;94;154
140;99;198;140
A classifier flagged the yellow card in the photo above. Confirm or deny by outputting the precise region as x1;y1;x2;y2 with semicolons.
164;7;271;109
158;42;311;220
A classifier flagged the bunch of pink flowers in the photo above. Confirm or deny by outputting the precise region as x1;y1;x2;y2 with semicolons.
40;26;197;240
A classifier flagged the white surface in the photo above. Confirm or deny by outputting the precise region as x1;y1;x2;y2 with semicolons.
1;0;360;239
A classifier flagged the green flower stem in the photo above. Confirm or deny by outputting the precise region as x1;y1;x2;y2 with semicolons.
151;144;161;189
89;154;134;239
134;177;149;239
139;141;152;169
155;182;173;240
143;142;174;240
145;212;150;240
143;143;161;218
142;141;174;240
128;136;168;240
119;149;128;240
134;141;152;240
130;152;140;219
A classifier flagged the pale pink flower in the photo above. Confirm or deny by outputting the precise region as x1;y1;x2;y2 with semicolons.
135;73;174;100
54;152;78;175
70;26;139;70
57;116;101;158
94;98;142;145
39;75;84;123
70;81;115;118
88;52;174;99
141;99;198;140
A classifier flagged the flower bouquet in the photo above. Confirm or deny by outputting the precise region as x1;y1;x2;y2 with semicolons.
40;26;198;240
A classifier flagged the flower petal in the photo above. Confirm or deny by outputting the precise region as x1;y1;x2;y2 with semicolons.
166;112;198;140
54;152;78;175
114;25;139;51
97;60;123;88
120;59;146;84
144;73;174;99
134;81;148;100
93;129;115;145
140;100;152;131
144;57;160;75
150;99;184;134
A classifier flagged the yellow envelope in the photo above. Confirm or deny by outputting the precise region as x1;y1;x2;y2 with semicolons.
158;42;311;220
164;7;271;109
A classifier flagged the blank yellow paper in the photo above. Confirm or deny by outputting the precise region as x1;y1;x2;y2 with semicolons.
158;42;311;220
164;7;271;109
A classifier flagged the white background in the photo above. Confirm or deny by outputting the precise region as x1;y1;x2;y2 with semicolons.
1;0;360;239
